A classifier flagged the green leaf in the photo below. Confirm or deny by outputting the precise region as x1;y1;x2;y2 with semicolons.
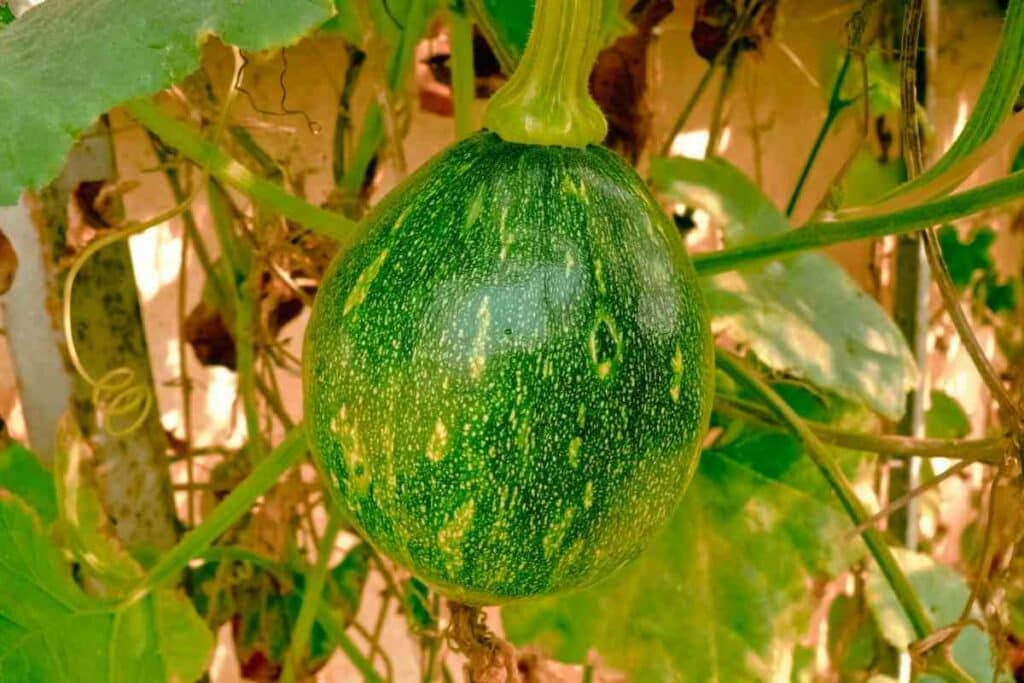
504;386;868;681
982;272;1019;314
54;417;141;591
321;0;363;45
0;440;57;524
0;497;214;682
836;150;905;209
835;46;900;116
402;577;434;630
186;545;369;674
865;548;1002;682
468;0;628;74
328;542;371;622
651;156;918;420
467;0;533;73
827;594;891;679
1013;143;1024;173
0;0;333;205
925;390;970;440
0;5;14;26
937;224;996;290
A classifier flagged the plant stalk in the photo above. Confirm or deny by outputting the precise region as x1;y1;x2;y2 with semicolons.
693;169;1024;276
713;395;1007;464
484;0;607;147
128;428;307;600
449;0;477;139
282;513;343;683
340;0;432;195
786;52;853;217
124;98;355;245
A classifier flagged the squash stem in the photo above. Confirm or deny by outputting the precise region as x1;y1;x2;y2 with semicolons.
449;0;477;140
484;0;607;147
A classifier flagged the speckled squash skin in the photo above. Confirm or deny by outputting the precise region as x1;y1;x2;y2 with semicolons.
304;131;713;604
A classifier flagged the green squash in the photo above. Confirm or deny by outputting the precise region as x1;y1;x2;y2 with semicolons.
304;131;713;603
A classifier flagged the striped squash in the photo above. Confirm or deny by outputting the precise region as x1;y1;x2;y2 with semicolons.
304;131;713;603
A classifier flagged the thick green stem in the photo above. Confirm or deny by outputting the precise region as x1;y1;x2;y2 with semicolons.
693;169;1024;276
484;0;607;147
716;351;936;641
449;0;476;139
124;99;356;246
128;428;306;600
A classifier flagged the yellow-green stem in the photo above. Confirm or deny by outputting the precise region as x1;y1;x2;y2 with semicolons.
449;0;476;139
484;0;607;147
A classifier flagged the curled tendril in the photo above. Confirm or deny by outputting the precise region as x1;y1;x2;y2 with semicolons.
62;186;200;437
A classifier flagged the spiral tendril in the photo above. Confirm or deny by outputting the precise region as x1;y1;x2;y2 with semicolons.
63;189;199;437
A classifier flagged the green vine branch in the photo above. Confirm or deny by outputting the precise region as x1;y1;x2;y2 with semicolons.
282;512;343;683
339;0;432;195
127;427;307;602
895;0;1021;430
713;395;1007;464
716;350;972;682
785;52;853;217
448;0;476;140
693;169;1024;276
124;98;357;246
660;1;763;157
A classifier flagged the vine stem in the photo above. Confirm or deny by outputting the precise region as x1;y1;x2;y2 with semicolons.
785;52;853;217
282;512;343;683
177;209;195;526
713;395;1007;464
126;427;306;601
717;351;974;681
124;98;356;246
716;354;932;621
340;0;431;194
448;0;476;140
317;603;386;683
923;229;1021;422
704;51;739;159
659;62;716;157
693;169;1024;276
896;0;1020;428
659;0;762;157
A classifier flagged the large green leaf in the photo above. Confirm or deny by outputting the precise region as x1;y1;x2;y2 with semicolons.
0;0;333;205
865;549;1003;682
651;156;918;420
0;440;56;524
504;386;869;681
0;497;214;682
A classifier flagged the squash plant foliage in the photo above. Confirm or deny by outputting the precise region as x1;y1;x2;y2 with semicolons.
0;0;1023;681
